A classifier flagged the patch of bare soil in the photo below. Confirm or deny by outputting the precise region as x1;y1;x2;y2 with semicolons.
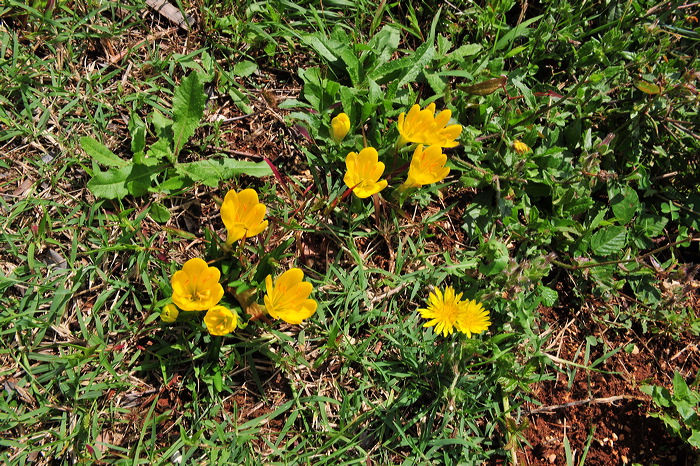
519;298;700;466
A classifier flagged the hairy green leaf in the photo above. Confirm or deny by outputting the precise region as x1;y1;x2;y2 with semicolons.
172;73;206;157
175;159;272;187
590;226;627;256
81;137;128;168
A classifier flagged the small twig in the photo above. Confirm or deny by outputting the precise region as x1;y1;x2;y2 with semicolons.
526;395;646;414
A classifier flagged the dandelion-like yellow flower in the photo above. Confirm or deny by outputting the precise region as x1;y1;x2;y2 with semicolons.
264;268;317;324
203;305;238;336
419;286;465;337
160;303;179;323
343;147;389;198
419;286;491;338
171;258;224;311
512;140;531;155
397;103;462;148
330;113;350;143
401;144;450;189
221;188;269;246
457;299;491;338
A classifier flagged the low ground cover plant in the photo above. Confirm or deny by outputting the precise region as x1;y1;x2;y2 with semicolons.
1;0;698;464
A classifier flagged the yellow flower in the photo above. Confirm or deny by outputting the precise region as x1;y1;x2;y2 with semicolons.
397;103;462;148
419;286;465;337
457;299;491;338
264;268;317;324
221;188;269;246
401;144;450;189
419;286;491;338
343;147;388;198
160;303;179;323
171;258;224;311
330;113;350;143
512;140;531;155
203;305;238;336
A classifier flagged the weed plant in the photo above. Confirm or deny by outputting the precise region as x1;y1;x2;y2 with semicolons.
0;0;698;464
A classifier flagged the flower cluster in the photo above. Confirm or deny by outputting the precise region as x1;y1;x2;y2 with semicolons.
333;102;462;200
161;188;317;336
418;286;490;338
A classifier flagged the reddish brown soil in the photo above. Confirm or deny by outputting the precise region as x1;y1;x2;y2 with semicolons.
518;299;700;465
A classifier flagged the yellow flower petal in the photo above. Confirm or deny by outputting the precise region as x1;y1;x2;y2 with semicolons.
221;188;268;245
330;113;350;143
402;144;450;189
264;268;318;325
171;258;224;311
457;299;491;338
343;147;388;199
160;303;179;323
418;286;490;338
204;305;238;336
397;102;462;148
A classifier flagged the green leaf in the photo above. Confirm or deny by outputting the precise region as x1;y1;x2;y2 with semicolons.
233;60;258;77
87;162;163;199
81;137;128;168
672;372;692;404
128;113;146;157
610;185;640;224
149;203;171;223
537;285;558;307
172;73;206;156
634;78;661;95
590;226;627;256
398;41;435;89
146;138;173;163
175;159;272;187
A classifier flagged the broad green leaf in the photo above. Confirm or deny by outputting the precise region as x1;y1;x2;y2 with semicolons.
537;285;558;307
449;43;482;61
149;203;171;223
610;186;640;224
81;137;128;168
176;159;272;187
172;73;206;156
367;25;400;66
233;60;258;77
128;113;146;157
87;162;162;199
590;225;627;256
672;372;692;404
146;138;174;163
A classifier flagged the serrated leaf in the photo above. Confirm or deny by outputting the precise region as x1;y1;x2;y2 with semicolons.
175;159;272;187
537;285;558;307
450;43;482;60
146;138;173;162
610;186;640;224
81;137;128;168
398;41;435;89
172;73;206;156
590;225;627;256
233;60;258;77
87;162;163;199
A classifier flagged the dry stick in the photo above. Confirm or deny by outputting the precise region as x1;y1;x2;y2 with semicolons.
526;395;646;415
